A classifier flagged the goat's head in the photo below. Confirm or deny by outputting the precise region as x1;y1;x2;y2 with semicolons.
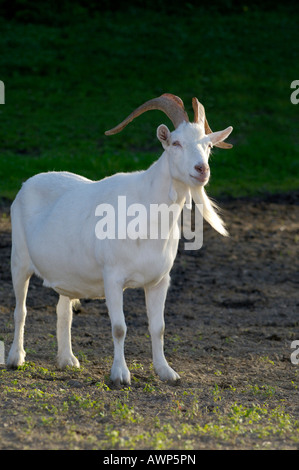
105;93;233;189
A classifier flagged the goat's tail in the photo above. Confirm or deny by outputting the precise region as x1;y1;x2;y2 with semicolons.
190;186;229;237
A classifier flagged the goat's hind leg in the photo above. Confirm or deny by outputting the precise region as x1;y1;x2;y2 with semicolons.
7;256;31;368
56;295;80;369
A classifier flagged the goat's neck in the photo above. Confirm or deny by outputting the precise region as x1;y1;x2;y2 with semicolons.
143;152;188;209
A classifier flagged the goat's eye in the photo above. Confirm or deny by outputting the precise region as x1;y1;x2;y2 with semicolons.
208;142;213;148
172;141;181;147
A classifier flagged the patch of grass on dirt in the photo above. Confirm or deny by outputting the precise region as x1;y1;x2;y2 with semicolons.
1;358;299;450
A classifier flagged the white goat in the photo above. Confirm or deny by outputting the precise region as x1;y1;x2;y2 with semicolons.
7;94;233;384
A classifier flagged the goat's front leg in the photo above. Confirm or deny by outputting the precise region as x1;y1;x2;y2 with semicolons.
145;274;180;382
104;275;130;386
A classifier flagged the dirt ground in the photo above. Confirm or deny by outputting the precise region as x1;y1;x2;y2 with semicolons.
0;192;299;450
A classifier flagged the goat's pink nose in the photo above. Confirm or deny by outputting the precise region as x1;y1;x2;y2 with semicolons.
194;164;210;174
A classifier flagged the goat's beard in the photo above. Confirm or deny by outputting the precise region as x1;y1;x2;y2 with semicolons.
190;186;228;237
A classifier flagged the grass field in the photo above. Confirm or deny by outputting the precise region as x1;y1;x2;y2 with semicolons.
0;4;299;200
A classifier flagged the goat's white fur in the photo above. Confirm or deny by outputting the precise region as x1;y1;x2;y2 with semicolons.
7;117;232;384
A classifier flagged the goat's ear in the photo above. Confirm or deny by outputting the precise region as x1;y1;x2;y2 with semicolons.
209;126;233;146
157;124;171;148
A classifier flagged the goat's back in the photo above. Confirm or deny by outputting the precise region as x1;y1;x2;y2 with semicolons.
13;171;92;220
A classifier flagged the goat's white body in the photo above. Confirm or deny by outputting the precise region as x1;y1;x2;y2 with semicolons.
8;153;184;382
7;119;232;384
14;154;181;299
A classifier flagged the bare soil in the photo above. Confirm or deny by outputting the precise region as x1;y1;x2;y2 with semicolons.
0;193;299;450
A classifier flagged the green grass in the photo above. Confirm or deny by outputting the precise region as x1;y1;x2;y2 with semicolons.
0;5;299;199
1;361;299;450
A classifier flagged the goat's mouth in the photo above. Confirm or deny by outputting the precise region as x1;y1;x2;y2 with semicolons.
190;174;209;185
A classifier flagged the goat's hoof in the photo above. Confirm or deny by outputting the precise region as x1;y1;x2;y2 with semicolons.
57;354;80;369
156;365;180;383
110;365;131;386
6;348;26;369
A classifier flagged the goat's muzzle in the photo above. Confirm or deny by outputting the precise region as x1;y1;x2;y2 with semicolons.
190;164;210;184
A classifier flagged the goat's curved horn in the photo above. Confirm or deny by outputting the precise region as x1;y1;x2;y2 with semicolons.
105;93;189;135
192;97;206;127
193;96;233;149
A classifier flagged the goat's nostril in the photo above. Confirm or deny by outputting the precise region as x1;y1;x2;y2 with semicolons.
194;164;209;174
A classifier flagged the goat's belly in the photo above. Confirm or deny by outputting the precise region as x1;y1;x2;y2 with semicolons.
45;279;105;300
28;233;178;298
30;259;105;300
37;259;171;298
